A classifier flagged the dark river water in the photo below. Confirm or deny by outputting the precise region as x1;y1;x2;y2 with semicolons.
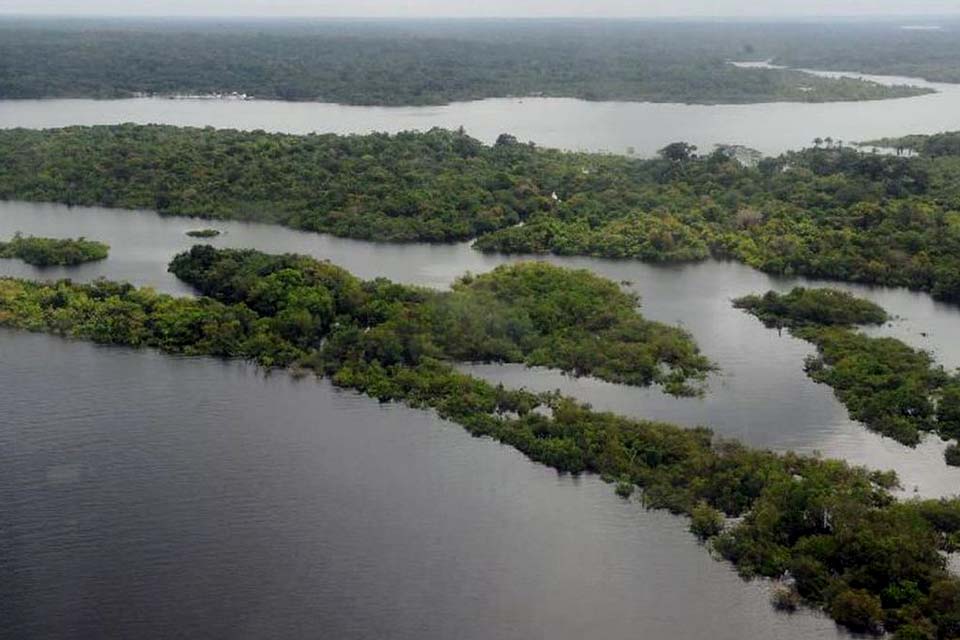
4;74;960;638
3;200;960;638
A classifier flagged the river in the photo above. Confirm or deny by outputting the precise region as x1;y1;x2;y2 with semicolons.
1;66;958;157
4;74;960;638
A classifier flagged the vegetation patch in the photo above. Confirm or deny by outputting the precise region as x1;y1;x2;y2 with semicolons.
736;288;960;458
185;228;221;238
4;125;960;304
1;249;960;636
0;233;108;266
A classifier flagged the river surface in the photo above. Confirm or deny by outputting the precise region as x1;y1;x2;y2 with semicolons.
4;74;960;638
1;66;959;157
3;202;960;640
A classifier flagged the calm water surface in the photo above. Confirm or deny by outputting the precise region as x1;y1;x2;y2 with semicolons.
3;200;960;501
5;73;960;637
0;330;843;639
1;67;959;156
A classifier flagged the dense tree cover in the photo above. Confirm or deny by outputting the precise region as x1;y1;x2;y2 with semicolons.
5;125;960;302
474;142;960;304
0;233;109;266
2;251;960;635
0;19;928;105
736;289;960;461
759;20;960;86
0;125;540;242
733;287;889;328
168;246;712;393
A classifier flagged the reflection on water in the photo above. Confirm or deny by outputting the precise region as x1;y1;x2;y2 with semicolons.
5;66;958;639
3;199;960;498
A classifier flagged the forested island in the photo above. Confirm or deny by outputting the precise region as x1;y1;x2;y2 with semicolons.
185;228;221;238
0;247;959;637
735;288;960;462
0;19;929;105
3;124;960;304
0;233;109;266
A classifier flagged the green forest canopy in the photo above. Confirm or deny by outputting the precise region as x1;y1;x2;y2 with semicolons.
0;19;930;105
3;124;960;304
0;248;959;637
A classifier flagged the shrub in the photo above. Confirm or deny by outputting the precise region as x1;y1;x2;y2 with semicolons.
830;589;884;634
689;502;724;540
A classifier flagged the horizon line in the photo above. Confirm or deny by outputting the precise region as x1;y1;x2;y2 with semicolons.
0;14;958;21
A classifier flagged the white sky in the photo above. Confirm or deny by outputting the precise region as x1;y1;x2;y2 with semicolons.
1;0;959;18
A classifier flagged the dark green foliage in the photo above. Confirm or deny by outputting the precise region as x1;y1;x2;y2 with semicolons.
937;385;960;439
733;288;888;329
689;502;725;540
167;246;713;393
0;125;534;242
830;589;885;634
945;445;960;467
0;20;928;105
6;125;960;304
185;228;220;238
2;248;960;636
737;289;959;451
0;233;109;266
800;328;945;446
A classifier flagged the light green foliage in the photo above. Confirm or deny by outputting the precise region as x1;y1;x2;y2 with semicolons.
0;233;109;266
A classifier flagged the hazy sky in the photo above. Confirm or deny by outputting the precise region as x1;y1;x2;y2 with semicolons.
2;0;960;18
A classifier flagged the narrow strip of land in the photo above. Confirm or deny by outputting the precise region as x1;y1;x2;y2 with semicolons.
0;248;958;637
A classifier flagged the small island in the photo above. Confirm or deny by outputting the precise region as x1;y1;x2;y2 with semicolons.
735;288;960;461
0;233;109;266
186;228;221;238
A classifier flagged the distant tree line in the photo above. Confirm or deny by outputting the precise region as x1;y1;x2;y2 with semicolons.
0;20;929;105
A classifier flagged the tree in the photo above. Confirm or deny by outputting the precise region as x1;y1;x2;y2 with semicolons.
658;142;698;162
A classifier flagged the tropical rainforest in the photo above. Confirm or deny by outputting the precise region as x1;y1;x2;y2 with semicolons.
735;288;960;462
0;248;960;638
0;233;109;266
0;19;929;105
3;124;960;304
